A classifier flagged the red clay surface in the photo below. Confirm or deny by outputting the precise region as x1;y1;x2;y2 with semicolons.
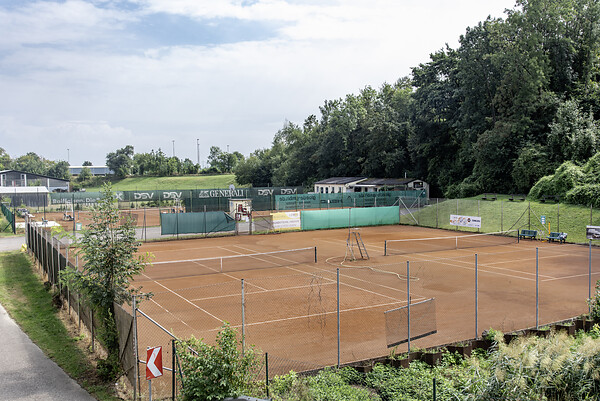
130;224;600;395
17;208;163;230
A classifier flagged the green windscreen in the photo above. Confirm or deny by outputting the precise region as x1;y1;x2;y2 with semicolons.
160;212;235;235
300;206;399;230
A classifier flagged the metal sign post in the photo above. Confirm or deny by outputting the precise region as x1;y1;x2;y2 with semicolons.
146;346;163;401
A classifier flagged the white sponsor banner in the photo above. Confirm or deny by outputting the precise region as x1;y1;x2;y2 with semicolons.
450;214;482;228
272;211;301;230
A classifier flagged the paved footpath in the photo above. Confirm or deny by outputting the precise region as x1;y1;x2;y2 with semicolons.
0;302;96;400
0;236;26;252
0;236;95;400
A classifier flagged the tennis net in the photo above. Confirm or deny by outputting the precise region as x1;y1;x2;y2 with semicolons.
384;230;518;256
142;246;317;280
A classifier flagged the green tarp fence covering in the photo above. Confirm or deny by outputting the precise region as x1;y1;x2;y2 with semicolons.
1;202;15;233
276;190;426;211
160;211;236;235
50;187;304;211
301;206;400;230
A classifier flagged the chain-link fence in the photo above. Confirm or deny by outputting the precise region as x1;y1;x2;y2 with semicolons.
400;198;600;244
131;235;598;399
25;220;137;396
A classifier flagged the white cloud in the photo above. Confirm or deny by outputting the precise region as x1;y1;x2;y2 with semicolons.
0;0;133;49
0;0;517;165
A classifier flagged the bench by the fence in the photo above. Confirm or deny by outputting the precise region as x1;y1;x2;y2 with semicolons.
482;193;497;201
540;195;559;203
547;232;567;243
519;229;538;240
509;194;526;201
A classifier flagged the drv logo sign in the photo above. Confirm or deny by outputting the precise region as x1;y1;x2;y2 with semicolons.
162;192;182;200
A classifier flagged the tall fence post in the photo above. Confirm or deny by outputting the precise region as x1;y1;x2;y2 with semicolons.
475;254;478;338
265;352;270;398
501;200;504;233
132;295;139;401
241;279;245;355
557;202;560;232
590;240;593;314
337;268;340;368
536;248;539;329
436;198;439;229
407;261;411;352
172;339;176;401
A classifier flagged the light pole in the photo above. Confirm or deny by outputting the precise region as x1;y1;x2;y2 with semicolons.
196;139;200;165
172;140;175;157
67;148;70;164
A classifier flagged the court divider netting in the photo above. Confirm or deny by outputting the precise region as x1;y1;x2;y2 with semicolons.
384;230;518;256
139;246;317;281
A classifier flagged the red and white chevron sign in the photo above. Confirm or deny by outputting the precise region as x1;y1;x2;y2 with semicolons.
146;346;163;380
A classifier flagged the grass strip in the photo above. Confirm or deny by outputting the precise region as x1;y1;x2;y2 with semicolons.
84;174;240;191
0;251;121;400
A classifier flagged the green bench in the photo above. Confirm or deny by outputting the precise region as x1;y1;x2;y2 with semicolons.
519;229;538;240
547;232;567;243
509;194;526;201
482;193;497;201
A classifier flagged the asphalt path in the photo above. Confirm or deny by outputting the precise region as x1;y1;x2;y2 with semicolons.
0;236;95;400
0;303;95;400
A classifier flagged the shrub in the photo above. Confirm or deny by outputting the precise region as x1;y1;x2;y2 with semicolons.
176;323;260;401
529;161;585;199
589;280;600;322
565;184;600;207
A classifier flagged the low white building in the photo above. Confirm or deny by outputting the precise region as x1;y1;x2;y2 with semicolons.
313;177;367;194
314;177;429;196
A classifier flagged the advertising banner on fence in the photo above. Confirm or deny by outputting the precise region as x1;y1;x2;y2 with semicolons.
271;211;301;231
450;214;482;228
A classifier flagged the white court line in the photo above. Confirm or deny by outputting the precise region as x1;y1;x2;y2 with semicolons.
144;298;199;333
204;299;425;333
232;242;406;299
139;272;224;323
442;254;558;280
189;281;337;302
544;271;600;282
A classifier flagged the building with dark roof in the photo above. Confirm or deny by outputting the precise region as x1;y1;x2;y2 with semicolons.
0;170;69;192
313;177;428;196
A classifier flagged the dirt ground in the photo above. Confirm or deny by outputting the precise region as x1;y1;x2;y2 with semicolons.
128;224;600;396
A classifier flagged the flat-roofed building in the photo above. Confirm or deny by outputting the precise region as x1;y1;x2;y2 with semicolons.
69;166;113;176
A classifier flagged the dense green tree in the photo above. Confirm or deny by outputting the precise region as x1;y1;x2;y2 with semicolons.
46;160;71;180
0;148;10;170
11;152;46;175
61;185;151;379
77;166;92;182
512;143;553;193
82;160;93;166
548;99;599;164
106;145;134;178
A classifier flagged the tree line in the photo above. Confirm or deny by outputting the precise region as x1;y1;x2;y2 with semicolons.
0;148;71;180
233;0;600;197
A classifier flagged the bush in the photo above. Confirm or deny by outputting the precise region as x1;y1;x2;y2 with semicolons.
589;280;600;322
528;161;585;199
176;323;260;401
565;184;600;207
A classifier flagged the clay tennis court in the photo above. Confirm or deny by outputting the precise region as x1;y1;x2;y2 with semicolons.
132;224;600;382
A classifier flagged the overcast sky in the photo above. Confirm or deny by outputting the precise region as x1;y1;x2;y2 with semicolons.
0;0;517;166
